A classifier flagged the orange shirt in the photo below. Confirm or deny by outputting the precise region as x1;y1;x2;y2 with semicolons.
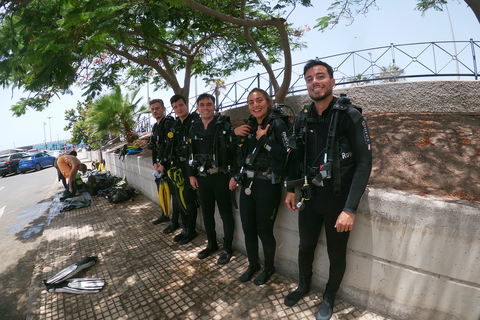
56;154;80;178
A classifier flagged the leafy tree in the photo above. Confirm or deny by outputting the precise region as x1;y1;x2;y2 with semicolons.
86;87;148;143
64;101;109;150
0;0;310;116
184;0;311;103
348;74;371;85
378;64;404;82
315;1;479;31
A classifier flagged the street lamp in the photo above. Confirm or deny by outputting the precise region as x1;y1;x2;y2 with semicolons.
43;122;47;149
48;116;52;144
445;4;460;79
368;52;374;79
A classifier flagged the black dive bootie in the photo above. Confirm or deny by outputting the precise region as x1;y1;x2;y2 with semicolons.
253;267;275;285
198;240;219;259
152;214;169;225
217;239;233;265
173;228;187;242
315;289;336;320
239;264;261;282
178;229;197;245
163;223;179;234
284;276;311;306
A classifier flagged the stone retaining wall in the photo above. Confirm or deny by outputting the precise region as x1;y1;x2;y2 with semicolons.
84;80;480;320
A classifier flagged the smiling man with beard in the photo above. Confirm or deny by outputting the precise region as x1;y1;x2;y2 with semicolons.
284;60;372;320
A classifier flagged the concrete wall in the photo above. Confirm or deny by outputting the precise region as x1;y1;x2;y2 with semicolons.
83;80;480;320
283;80;480;114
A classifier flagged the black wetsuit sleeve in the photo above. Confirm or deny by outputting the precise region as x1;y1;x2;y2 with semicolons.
226;124;238;176
159;118;175;167
163;121;176;167
257;119;289;165
286;148;301;193
151;124;158;166
344;114;372;213
151;143;158;166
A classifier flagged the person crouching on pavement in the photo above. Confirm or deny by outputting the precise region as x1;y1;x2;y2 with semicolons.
187;93;237;265
56;153;87;197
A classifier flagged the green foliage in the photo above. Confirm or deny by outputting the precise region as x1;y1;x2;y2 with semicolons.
348;73;371;85
415;0;448;14
64;101;109;149
0;0;310;116
86;86;148;143
378;64;404;82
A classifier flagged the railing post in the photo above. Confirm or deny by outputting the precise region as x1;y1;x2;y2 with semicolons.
391;43;396;82
471;38;478;80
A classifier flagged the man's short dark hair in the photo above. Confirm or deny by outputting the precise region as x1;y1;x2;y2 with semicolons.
303;59;334;79
170;94;187;105
149;99;164;107
196;93;215;105
69;150;77;156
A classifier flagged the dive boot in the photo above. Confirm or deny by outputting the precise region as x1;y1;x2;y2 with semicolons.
239;264;261;282
217;239;233;265
253;268;275;285
152;214;169;225
173;228;187;242
284;276;311;306
198;241;219;259
163;223;179;234
178;230;197;245
316;290;336;320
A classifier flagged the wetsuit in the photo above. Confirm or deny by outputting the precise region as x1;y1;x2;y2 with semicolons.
290;97;372;296
151;116;179;227
167;113;199;244
236;112;290;275
188;114;236;262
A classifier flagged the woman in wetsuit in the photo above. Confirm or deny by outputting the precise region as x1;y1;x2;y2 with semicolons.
232;88;291;285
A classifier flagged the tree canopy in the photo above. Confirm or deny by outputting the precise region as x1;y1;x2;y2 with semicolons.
64;101;109;149
86;87;148;144
0;0;311;116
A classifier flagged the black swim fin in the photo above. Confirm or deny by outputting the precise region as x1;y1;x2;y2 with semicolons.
43;278;106;294
45;256;98;284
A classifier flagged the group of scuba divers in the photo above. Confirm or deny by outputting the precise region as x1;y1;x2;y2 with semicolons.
148;59;372;320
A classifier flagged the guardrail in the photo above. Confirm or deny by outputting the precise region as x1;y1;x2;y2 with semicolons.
135;39;479;133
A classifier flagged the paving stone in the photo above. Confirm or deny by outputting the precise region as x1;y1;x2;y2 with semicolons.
27;192;392;320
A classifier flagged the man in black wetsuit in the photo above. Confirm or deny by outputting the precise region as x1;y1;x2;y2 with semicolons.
284;60;372;320
167;94;199;245
149;98;179;233
187;93;236;265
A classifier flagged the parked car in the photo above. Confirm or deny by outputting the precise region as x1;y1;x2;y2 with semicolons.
46;150;63;158
0;153;26;177
18;152;56;173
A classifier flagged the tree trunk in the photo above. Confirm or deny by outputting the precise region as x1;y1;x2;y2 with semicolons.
124;122;139;143
464;0;480;25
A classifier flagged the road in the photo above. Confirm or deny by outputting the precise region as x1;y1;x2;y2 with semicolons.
0;166;60;320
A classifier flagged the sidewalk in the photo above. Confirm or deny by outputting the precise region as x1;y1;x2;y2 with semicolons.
26;185;392;319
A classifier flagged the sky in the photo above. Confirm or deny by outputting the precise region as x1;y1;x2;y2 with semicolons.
0;0;479;151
